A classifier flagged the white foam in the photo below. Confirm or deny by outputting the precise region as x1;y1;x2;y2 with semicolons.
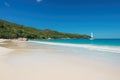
28;41;120;53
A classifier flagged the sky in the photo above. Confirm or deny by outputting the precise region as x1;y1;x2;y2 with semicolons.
0;0;120;38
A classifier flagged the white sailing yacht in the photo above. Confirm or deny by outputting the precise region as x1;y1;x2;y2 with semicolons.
90;32;94;40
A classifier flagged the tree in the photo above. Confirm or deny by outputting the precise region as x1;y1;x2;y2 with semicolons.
0;19;91;39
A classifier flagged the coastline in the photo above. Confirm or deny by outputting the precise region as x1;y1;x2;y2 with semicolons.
0;40;120;80
29;40;120;53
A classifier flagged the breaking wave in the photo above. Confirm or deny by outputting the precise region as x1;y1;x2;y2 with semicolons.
29;41;120;53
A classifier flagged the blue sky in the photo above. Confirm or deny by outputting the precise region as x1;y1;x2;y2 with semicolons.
0;0;120;38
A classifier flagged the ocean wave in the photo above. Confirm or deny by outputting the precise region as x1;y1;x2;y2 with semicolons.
28;41;120;53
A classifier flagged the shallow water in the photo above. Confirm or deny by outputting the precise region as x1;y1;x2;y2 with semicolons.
31;39;120;46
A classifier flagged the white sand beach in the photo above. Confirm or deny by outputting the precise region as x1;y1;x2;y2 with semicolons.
0;39;13;55
0;47;13;56
0;41;120;80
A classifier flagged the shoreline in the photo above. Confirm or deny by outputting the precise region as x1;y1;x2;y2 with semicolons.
0;40;120;80
29;40;120;53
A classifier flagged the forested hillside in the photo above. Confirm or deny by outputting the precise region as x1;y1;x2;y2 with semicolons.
0;19;90;39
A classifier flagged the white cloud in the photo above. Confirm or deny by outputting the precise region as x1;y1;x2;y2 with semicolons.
36;0;42;3
4;2;10;7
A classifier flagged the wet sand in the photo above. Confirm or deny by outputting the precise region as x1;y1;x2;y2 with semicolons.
0;41;120;80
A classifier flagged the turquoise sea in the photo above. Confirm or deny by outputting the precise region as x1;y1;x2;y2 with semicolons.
29;39;120;53
28;39;120;67
32;39;120;46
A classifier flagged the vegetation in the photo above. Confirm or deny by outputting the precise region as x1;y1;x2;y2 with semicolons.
0;19;91;39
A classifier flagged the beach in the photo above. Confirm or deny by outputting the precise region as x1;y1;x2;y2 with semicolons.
1;0;120;79
0;40;120;80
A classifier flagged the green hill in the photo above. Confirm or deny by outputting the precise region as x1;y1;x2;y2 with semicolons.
0;19;90;39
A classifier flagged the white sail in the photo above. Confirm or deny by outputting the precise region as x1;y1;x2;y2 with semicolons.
90;32;94;40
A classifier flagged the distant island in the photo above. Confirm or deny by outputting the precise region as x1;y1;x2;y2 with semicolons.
0;19;90;40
